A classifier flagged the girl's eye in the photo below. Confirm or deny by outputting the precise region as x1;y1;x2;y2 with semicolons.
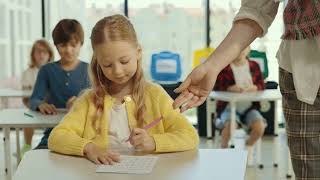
121;61;129;65
103;64;112;68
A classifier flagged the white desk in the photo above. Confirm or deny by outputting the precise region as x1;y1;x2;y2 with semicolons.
0;89;32;178
0;89;32;108
206;89;282;168
13;149;247;180
206;89;282;138
0;109;65;180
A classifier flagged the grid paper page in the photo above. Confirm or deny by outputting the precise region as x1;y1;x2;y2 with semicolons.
96;155;159;174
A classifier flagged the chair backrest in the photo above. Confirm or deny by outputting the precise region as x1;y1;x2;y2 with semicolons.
159;82;182;100
192;47;215;68
150;51;181;83
249;50;268;79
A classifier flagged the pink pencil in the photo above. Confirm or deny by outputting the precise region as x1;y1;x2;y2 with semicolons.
126;116;163;142
142;116;163;130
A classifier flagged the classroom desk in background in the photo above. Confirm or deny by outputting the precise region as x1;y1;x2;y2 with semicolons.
206;89;282;168
0;109;65;180
206;89;282;138
0;89;32;108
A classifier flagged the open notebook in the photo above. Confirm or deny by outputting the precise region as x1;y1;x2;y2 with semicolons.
96;155;159;174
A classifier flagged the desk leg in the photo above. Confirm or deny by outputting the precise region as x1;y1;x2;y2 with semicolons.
16;128;21;164
206;98;212;138
4;127;12;180
274;100;280;136
230;102;236;148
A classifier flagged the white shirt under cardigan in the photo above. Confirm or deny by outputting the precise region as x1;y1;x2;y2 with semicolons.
234;0;320;104
108;103;133;152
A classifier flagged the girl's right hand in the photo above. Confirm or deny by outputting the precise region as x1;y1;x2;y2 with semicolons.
83;143;120;165
38;103;57;115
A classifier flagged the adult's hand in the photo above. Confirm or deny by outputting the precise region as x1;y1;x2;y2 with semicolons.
173;62;219;112
172;19;263;112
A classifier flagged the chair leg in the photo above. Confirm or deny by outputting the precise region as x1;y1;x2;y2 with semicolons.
273;135;279;168
206;98;215;139
286;150;293;178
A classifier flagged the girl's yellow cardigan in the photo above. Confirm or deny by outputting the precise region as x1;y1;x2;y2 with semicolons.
48;82;199;156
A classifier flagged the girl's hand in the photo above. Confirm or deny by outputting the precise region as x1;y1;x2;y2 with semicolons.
129;128;156;152
243;85;258;92
22;85;32;90
38;103;57;115
227;85;243;93
66;96;77;111
84;143;120;165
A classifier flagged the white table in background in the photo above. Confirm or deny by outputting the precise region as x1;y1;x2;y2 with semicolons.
13;149;247;180
0;89;32;108
0;109;65;180
0;88;33;163
206;89;282;167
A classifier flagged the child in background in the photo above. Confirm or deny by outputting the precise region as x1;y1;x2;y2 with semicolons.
29;19;91;149
214;47;266;164
48;15;199;165
21;39;54;156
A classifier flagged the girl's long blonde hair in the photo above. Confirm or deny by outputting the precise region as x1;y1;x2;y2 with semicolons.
90;14;146;133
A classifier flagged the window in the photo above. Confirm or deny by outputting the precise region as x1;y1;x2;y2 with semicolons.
46;0;124;62
0;1;41;79
210;0;285;82
210;1;241;48
129;0;206;80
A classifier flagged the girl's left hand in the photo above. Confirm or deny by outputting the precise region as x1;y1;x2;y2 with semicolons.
129;128;156;152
